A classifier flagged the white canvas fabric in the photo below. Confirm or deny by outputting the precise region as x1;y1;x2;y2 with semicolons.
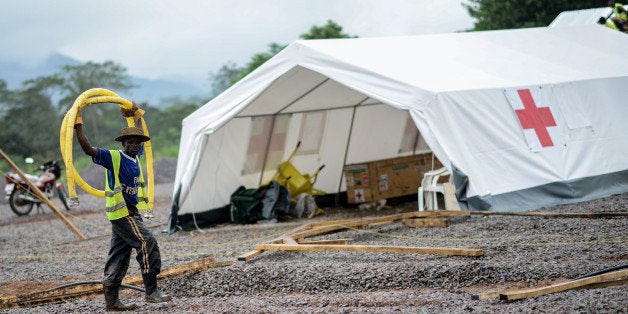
170;24;628;222
504;86;564;152
549;7;611;27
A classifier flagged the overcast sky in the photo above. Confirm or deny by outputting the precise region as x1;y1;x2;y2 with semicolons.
1;0;474;89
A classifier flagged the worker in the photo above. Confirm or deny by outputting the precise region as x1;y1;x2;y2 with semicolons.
598;16;621;30
74;104;171;311
609;1;628;31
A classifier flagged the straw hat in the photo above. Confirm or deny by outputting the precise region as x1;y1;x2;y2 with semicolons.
114;127;150;142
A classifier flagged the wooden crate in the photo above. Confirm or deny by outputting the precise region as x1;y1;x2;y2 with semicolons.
344;153;444;204
343;163;375;204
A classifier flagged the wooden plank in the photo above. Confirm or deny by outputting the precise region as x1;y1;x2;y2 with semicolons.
402;211;470;219
276;223;316;239
238;250;263;262
255;243;483;256
307;210;468;230
576;278;628;290
121;256;232;286
308;217;365;228
474;278;628;301
0;256;232;309
289;224;358;240
289;213;410;240
314;213;453;226
297;238;353;245
406;210;628;219
0;149;86;240
367;220;397;227
466;211;628;218
237;223;314;261
282;237;298;245
248;212;470;262
499;269;628;301
472;291;501;301
154;258;232;280
402;218;450;228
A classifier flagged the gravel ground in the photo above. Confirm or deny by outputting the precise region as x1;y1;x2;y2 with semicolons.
0;158;626;313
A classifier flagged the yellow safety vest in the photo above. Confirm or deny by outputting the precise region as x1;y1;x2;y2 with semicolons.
606;19;620;30
615;3;628;22
105;150;151;220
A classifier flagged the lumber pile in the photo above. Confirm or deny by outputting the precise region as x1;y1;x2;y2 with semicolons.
238;210;483;261
238;209;628;262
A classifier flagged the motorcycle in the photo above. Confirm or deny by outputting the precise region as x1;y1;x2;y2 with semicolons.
4;160;70;216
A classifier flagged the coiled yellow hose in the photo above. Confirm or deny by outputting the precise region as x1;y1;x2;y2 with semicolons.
60;88;154;209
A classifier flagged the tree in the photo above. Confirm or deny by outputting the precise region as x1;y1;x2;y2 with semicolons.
209;20;356;96
0;79;11;117
209;61;244;98
0;60;195;165
238;42;286;82
148;101;199;157
49;61;136;149
209;44;285;97
300;19;357;39
0;60;138;161
0;78;60;161
464;0;604;30
55;61;135;110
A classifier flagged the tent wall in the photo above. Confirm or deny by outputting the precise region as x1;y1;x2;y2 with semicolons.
466;169;628;210
172;25;628;220
346;104;419;163
257;109;355;193
177;103;429;214
179;118;254;214
416;77;628;209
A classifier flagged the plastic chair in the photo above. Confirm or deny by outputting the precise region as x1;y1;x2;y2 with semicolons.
418;167;450;211
274;160;325;198
271;142;326;199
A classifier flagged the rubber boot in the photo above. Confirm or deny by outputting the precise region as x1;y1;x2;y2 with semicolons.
103;285;137;311
142;272;172;303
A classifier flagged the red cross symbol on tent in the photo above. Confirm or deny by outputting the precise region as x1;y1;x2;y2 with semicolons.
514;89;557;147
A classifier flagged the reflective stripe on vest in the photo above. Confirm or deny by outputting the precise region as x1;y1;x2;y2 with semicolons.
136;159;151;211
105;150;151;220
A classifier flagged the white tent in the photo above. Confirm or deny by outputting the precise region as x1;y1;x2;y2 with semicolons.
549;7;611;27
169;24;628;225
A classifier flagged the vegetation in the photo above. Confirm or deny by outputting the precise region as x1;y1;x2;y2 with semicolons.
210;20;356;96
0;64;199;174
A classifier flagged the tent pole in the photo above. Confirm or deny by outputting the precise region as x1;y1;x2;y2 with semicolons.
258;78;331;187
277;79;329;113
336;97;370;205
412;117;420;156
257;115;277;187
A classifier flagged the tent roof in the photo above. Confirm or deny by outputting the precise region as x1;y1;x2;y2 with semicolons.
293;25;624;91
218;24;628;119
175;25;628;207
